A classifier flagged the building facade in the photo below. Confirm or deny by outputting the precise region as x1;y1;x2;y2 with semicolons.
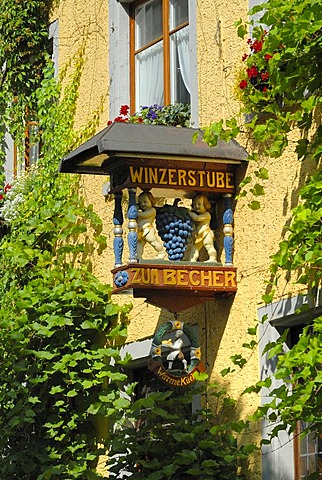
3;0;321;478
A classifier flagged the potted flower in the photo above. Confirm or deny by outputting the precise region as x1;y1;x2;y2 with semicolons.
107;103;191;128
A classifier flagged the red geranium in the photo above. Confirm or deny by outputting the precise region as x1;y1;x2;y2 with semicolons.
261;71;269;81
119;104;129;116
247;66;259;78
239;79;248;89
251;39;263;53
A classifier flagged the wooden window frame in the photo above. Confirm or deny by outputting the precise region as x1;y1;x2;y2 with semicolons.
294;421;322;479
129;0;189;112
24;121;40;171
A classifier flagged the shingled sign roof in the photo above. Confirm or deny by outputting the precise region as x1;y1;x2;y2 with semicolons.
58;123;248;175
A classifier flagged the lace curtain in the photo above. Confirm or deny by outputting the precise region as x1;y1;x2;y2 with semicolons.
135;41;164;109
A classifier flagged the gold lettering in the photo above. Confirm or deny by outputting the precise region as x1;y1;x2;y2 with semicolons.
189;270;200;286
129;166;143;183
225;270;237;287
201;270;212;286
163;269;177;285
206;171;216;187
216;171;225;188
177;169;187;186
226;172;234;189
148;167;158;184
187;170;197;186
154;364;196;387
131;268;142;284
177;270;188;286
197;170;206;187
213;270;224;287
141;268;150;285
151;269;159;285
159;168;167;184
181;376;188;386
168;169;176;185
144;167;149;184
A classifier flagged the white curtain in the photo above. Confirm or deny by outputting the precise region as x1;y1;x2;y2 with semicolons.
175;26;190;95
136;41;164;109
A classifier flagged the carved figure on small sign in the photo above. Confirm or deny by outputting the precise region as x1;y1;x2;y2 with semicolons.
162;329;188;370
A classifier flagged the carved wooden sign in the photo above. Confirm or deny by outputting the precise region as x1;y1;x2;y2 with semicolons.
113;263;237;292
148;320;205;388
109;160;237;312
58;123;244;312
110;160;236;195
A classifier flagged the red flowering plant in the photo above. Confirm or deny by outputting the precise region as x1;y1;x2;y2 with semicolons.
0;183;11;203
237;31;275;112
107;103;191;127
0;183;11;236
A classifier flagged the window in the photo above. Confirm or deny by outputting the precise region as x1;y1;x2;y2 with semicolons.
24;122;40;170
290;326;322;480
130;0;190;111
2;20;58;183
295;422;322;479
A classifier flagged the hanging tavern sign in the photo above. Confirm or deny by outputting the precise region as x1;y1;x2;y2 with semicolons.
148;320;205;388
59;123;247;312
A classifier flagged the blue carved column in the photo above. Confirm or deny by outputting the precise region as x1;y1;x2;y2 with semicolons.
223;194;234;265
127;188;138;263
113;192;124;267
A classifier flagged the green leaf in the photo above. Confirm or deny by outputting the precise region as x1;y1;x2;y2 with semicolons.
66;390;78;397
249;200;261;210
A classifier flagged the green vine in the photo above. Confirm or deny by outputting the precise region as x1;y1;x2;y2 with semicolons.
108;383;256;479
0;0;52;181
213;0;322;446
0;52;132;479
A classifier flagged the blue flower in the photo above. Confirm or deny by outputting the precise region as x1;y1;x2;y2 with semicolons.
114;270;129;287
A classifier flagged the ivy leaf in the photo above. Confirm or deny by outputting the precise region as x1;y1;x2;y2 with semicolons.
249;200;261;210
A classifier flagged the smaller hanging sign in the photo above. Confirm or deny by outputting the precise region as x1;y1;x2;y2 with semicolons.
148;320;205;388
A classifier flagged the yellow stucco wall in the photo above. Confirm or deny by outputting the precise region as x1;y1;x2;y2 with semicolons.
196;0;248;123
52;0;109;132
51;1;312;478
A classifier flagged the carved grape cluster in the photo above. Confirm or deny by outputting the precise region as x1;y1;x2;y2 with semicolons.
156;204;194;261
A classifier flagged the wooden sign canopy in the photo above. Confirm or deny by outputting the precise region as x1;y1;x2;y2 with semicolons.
59;123;247;312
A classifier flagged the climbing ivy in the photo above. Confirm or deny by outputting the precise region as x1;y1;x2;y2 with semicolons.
0;0;50;98
0;53;132;479
211;0;322;445
108;382;256;480
0;0;53;185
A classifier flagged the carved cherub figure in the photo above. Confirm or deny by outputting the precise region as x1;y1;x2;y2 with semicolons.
188;193;217;262
137;190;165;259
